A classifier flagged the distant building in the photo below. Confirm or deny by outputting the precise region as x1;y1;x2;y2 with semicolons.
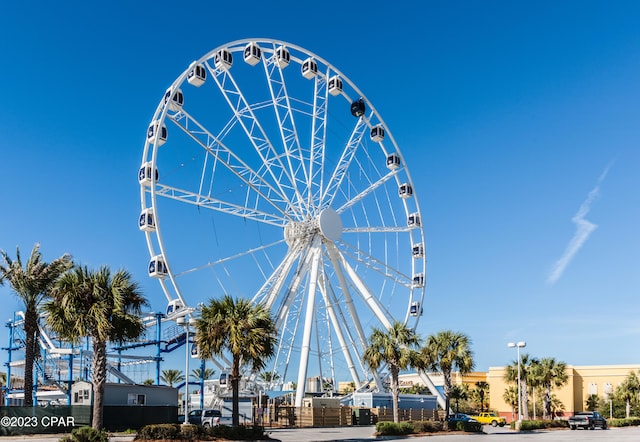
390;364;640;421
488;364;640;419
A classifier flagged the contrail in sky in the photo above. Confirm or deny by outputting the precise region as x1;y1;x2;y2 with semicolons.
547;162;613;285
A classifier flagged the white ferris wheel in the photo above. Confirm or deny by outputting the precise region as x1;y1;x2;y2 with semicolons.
139;38;426;405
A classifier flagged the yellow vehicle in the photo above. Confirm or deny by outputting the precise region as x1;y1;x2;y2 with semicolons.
469;412;506;427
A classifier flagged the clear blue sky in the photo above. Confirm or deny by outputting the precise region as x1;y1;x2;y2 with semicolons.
1;0;639;381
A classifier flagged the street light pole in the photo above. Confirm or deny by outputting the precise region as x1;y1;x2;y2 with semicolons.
507;341;526;422
177;316;193;424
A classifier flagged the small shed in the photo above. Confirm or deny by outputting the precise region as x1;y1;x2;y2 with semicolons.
352;392;437;411
71;381;177;406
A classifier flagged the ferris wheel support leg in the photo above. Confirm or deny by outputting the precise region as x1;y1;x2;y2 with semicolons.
318;276;362;388
418;370;447;411
295;241;321;407
325;244;368;350
339;255;393;330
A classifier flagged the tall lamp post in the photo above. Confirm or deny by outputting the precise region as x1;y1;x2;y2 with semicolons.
177;316;197;424
507;341;526;422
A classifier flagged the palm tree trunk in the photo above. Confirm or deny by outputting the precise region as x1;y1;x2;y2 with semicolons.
390;366;400;423
443;370;452;430
543;385;551;420
23;310;38;406
232;356;240;427
92;339;108;429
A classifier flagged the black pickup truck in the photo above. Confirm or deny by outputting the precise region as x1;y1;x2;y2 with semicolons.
568;411;607;430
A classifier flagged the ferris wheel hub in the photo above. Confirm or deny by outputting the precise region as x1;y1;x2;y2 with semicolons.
318;207;342;241
283;208;343;247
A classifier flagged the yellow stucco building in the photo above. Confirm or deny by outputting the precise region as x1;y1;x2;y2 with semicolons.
395;364;640;422
489;364;640;420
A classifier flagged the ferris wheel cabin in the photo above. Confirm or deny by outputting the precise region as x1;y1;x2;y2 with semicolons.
399;183;413;198
412;273;425;288
407;212;421;228
148;255;168;278
138;208;156;232
166;299;184;317
187;63;206;87
138;162;159;186
351;98;366;117
275;46;290;68
412;243;424;258
410;301;423;316
370;125;385;142
164;87;184;111
244;42;262;66
215;49;233;70
301;57;317;79
147;121;167;146
386;153;401;169
328;76;343;96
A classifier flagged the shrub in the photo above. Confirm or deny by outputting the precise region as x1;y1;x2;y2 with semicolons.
452;420;483;432
135;424;181;440
609;417;640;427
180;423;208;440
514;419;568;431
58;426;108;442
206;425;267;440
411;420;443;433
375;421;414;435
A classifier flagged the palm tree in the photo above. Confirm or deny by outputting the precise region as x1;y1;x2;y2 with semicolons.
194;295;277;427
503;386;518;421
449;384;468;414
420;330;474;422
549;394;565;419
190;367;215;381
44;265;147;429
258;371;281;389
363;321;423;423
504;353;538;420
161;369;185;387
531;357;568;419
586;394;600;411
0;244;72;406
473;381;490;412
615;371;640;418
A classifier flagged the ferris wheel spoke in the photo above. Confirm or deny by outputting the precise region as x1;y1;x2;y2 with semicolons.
321;117;369;208
205;62;303;218
150;183;286;227
172;238;286;278
336;168;400;213
169;110;292;220
336;239;413;288
251;242;303;308
308;71;329;214
261;46;309;215
343;225;413;234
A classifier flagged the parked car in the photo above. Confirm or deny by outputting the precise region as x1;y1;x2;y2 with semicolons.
568;411;607;430
447;413;478;423
177;409;221;427
469;412;506;427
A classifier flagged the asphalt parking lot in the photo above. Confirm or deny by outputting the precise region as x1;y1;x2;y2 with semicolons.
6;424;640;441
268;424;640;441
